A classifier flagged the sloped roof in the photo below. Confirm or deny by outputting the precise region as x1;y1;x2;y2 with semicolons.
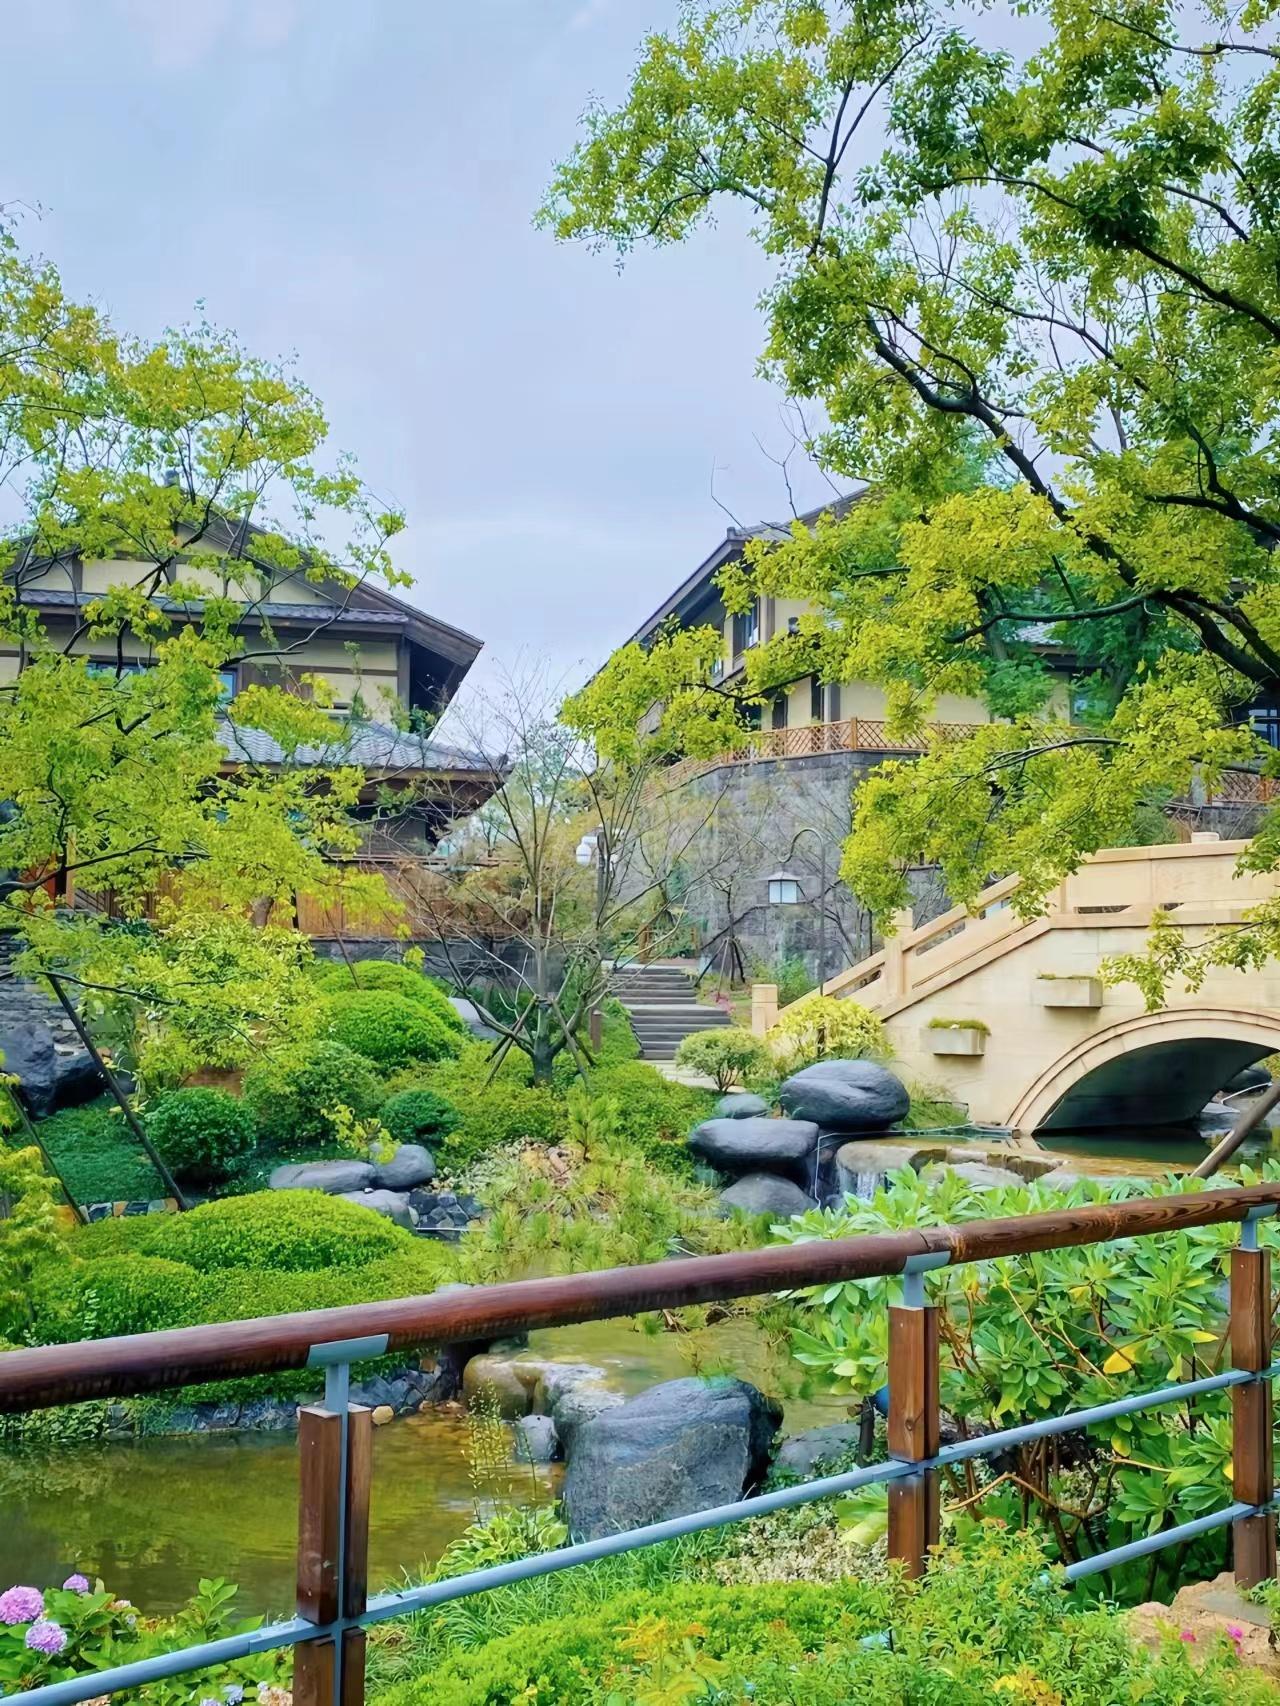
218;717;494;776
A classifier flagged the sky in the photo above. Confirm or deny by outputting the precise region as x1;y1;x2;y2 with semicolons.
6;0;838;708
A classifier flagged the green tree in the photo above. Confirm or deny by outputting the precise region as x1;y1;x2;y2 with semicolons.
0;218;407;1083
549;0;1280;987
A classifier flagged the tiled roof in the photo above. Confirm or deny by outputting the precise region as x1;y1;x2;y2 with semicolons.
218;717;494;774
20;587;408;626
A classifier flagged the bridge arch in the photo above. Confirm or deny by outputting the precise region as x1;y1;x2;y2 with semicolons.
1007;1007;1280;1133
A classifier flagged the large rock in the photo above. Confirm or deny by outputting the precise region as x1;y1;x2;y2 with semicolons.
270;1159;377;1195
463;1355;607;1420
775;1422;865;1478
1;1019;101;1118
719;1173;816;1218
562;1377;781;1540
714;1093;770;1120
833;1139;947;1195
688;1116;820;1181
779;1060;910;1131
512;1413;559;1464
922;1160;1025;1190
336;1188;416;1229
374;1143;436;1190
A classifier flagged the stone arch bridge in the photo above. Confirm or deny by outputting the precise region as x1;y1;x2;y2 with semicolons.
754;839;1280;1134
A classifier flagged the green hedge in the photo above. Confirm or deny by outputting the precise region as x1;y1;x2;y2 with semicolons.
242;1042;386;1150
146;1087;257;1185
314;959;465;1029
590;1061;714;1179
325;990;463;1069
380;1088;461;1147
127;1190;408;1272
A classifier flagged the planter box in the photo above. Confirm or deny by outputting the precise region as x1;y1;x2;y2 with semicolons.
1034;976;1103;1009
925;1025;987;1057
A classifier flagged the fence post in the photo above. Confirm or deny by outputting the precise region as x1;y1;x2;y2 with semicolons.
887;1255;945;1578
295;1342;380;1706
1231;1216;1277;1589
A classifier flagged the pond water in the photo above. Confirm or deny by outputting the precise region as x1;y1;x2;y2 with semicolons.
0;1314;851;1616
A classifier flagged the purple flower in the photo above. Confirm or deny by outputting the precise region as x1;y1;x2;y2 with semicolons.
0;1586;44;1626
25;1621;67;1656
61;1575;91;1595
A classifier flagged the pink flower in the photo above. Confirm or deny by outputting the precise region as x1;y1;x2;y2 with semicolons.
1179;1629;1197;1642
61;1575;91;1595
25;1620;67;1656
0;1586;44;1625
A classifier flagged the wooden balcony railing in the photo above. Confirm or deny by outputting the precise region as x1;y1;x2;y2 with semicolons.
1;1184;1278;1706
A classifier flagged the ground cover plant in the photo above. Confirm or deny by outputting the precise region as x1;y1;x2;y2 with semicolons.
35;1099;162;1205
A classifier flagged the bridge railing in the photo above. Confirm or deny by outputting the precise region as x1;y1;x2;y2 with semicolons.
2;1185;1279;1706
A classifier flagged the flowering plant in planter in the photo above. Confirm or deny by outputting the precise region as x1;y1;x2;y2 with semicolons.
0;1573;284;1703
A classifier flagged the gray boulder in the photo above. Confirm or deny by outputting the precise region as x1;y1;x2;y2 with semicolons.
834;1139;947;1194
775;1422;865;1478
548;1383;624;1453
688;1116;820;1181
922;1160;1024;1190
779;1059;910;1131
714;1093;770;1120
1;1019;101;1118
374;1143;436;1190
270;1158;377;1195
336;1188;416;1229
513;1413;559;1464
562;1377;781;1540
719;1173;816;1218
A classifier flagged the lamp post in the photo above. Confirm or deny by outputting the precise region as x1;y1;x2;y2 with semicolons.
766;825;829;991
576;825;610;1049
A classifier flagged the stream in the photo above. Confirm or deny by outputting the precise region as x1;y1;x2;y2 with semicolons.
1;1124;1266;1614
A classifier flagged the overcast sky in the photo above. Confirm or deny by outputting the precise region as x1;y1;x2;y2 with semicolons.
7;0;837;705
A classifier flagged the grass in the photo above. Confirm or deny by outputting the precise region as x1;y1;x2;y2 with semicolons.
36;1096;164;1204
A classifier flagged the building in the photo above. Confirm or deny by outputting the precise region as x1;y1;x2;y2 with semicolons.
617;500;1264;985
2;521;502;937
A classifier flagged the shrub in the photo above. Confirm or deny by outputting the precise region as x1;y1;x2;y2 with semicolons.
588;1061;714;1177
35;1097;161;1204
131;1190;406;1272
242;1042;385;1150
765;993;887;1072
675;1026;772;1092
314;959;465;1029
752;952;814;1007
144;1088;256;1185
373;1530;1270;1706
422;1044;560;1171
380;1088;461;1147
325;990;462;1069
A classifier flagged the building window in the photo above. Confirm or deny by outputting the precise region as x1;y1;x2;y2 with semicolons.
217;668;237;705
731;600;760;657
810;676;824;723
771;694;788;731
1250;699;1280;749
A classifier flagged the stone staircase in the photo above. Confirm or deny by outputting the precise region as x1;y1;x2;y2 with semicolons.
610;962;731;1062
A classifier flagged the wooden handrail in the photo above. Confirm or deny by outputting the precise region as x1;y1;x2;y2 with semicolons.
3;1184;1278;1414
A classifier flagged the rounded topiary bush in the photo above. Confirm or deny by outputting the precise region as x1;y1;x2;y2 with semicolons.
675;1026;773;1092
242;1042;385;1150
135;1190;407;1273
315;959;466;1028
145;1087;256;1184
380;1087;461;1146
325;990;462;1069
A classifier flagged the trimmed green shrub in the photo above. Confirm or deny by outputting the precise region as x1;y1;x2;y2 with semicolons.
130;1190;406;1272
418;1044;559;1171
675;1026;772;1092
591;1061;714;1179
380;1088;460;1147
35;1097;162;1204
242;1042;385;1150
144;1087;256;1185
314;959;465;1028
325;990;462;1068
73;1254;205;1337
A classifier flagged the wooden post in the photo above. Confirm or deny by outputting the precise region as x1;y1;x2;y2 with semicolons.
881;909;914;999
294;1403;373;1706
1231;1242;1277;1589
887;1294;940;1578
750;982;778;1036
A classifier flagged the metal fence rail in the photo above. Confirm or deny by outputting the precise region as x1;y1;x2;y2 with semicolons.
2;1184;1279;1706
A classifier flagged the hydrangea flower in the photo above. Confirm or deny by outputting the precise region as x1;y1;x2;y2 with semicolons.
0;1586;44;1625
61;1575;91;1595
224;1687;245;1703
25;1621;67;1656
